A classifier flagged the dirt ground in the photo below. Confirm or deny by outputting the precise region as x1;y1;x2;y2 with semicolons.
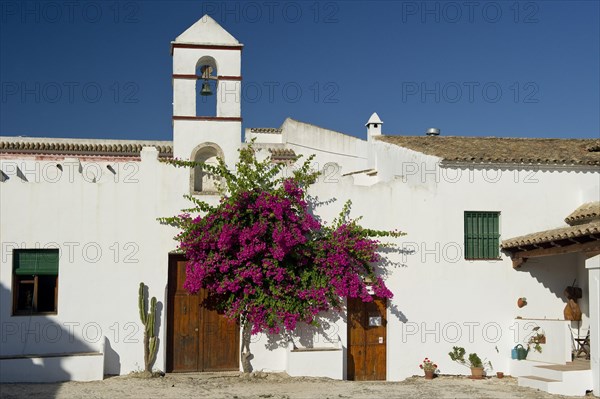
0;372;596;399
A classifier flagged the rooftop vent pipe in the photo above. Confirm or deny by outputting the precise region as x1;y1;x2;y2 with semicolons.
426;128;440;136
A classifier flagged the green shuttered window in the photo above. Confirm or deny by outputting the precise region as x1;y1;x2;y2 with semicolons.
464;212;500;260
12;249;59;314
14;249;59;275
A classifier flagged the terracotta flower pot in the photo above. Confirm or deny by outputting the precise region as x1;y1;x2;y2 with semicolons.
496;372;504;379
470;367;484;379
517;298;527;308
424;370;434;380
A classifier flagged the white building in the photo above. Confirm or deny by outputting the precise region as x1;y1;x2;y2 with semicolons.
1;16;598;396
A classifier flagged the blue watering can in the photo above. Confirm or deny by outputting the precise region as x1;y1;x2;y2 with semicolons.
511;344;528;360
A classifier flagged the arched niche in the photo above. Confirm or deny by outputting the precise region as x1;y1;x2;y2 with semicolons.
190;142;224;194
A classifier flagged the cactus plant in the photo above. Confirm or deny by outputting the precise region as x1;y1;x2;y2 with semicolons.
139;282;158;373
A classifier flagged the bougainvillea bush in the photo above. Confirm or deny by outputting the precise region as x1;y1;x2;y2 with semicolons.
162;143;403;370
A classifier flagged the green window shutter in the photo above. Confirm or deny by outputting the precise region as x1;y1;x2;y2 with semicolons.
464;212;473;259
489;213;500;258
477;213;484;258
14;249;59;275
464;212;500;260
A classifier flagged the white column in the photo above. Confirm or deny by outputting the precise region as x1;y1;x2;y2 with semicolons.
586;254;600;395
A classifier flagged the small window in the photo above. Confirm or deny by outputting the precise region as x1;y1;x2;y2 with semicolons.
464;211;500;260
13;249;59;315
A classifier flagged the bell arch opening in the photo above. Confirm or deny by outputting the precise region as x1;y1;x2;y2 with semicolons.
196;56;218;117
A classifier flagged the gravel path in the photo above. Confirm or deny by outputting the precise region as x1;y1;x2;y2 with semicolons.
0;372;596;399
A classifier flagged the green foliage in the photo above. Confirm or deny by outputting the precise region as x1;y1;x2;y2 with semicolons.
158;142;320;228
162;142;317;196
448;346;466;365
160;140;404;373
468;353;483;368
527;327;545;353
448;346;492;370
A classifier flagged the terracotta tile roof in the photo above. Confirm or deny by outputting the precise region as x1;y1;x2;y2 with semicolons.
0;139;173;158
502;201;600;249
268;148;296;163
501;221;600;249
376;136;600;166
564;202;600;225
268;148;295;156
250;128;282;134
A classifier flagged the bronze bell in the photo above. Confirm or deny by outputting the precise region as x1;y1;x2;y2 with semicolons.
200;81;212;96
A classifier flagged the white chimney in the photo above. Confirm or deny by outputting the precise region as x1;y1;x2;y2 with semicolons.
366;112;383;141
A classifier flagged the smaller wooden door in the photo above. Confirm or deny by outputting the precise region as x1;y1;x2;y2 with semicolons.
201;289;240;371
167;258;240;372
347;297;387;380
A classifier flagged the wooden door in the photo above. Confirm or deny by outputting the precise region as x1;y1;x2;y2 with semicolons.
167;258;240;372
200;288;240;371
347;297;387;380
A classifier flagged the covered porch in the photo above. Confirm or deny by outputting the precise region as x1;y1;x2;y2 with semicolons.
502;201;599;396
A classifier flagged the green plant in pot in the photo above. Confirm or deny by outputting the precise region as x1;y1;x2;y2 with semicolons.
448;346;492;379
527;326;545;353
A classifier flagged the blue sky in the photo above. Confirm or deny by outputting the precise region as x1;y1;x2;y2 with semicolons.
1;0;599;140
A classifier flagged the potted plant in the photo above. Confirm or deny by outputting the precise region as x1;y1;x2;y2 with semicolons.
517;297;527;308
527;326;545;353
419;357;438;380
448;346;492;380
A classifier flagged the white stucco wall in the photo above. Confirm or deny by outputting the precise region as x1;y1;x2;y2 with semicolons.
242;135;599;380
0;147;187;376
281;118;370;176
0;353;104;382
586;255;600;394
3;128;596;381
2;16;598;384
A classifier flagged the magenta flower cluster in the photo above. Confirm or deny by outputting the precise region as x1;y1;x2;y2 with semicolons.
178;179;393;335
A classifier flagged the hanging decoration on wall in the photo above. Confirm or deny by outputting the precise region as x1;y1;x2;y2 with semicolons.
563;279;583;321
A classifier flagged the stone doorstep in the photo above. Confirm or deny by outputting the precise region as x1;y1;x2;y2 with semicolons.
518;375;563;396
518;375;560;394
518;362;594;396
521;375;560;383
535;361;591;372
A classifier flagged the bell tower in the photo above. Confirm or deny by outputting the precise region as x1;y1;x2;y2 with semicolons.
171;15;242;166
